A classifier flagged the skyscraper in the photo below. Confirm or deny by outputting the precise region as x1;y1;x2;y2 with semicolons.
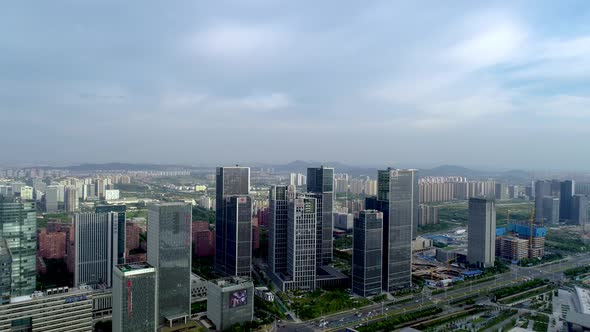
112;262;157;332
534;180;552;223
366;168;418;292
286;195;317;291
352;210;383;297
560;180;575;221
0;198;36;297
147;202;192;326
542;196;560;224
467;197;496;268
0;239;12;304
268;185;295;276
74;212;120;287
215;167;252;277
64;186;78;213
572;195;589;226
44;185;58;213
96;204;127;265
307;166;334;268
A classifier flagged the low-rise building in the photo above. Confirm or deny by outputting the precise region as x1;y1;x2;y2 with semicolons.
206;277;254;331
0;286;93;331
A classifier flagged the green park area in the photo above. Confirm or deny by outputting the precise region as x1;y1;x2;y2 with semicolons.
290;289;371;320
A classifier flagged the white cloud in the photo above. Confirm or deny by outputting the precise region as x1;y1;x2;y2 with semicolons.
185;22;289;62
160;92;291;114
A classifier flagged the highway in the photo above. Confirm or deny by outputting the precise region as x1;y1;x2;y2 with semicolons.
277;252;590;332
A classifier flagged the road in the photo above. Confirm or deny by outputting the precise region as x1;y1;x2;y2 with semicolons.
276;252;590;332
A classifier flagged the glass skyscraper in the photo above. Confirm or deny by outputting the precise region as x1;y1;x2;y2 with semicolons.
0;198;36;297
147;202;192;326
353;210;383;297
306;166;334;268
95;204;126;265
215;167;252;277
268;185;295;276
366;168;418;292
113;262;157;332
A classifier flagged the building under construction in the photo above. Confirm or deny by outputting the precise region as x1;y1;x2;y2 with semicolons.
496;221;546;260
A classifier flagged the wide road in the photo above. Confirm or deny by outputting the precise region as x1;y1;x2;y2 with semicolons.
277;252;590;332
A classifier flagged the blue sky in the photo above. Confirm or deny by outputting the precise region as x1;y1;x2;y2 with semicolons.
1;1;590;169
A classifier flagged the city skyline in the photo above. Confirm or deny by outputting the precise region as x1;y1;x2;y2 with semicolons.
2;1;590;169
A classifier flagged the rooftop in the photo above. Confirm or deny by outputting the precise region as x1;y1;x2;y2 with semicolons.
116;262;154;272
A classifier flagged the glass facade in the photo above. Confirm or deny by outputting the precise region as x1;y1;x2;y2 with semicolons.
306;167;334;268
268;185;295;275
113;263;156;332
147;203;192;325
287;196;317;291
215;167;252;277
353;210;383;297
95;204;127;265
0;198;36;297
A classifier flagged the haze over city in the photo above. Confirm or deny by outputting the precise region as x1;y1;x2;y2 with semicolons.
2;1;590;169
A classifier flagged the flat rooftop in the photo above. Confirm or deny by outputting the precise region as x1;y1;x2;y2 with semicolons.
116;262;154;272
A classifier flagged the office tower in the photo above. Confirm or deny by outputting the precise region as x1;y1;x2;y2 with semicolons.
113;262;157;332
147;203;192;326
0;286;93;331
572;195;589;226
32;178;46;193
193;222;214;257
268;185;295;275
286;195;317;291
207;276;254;331
56;184;65;204
74;212;119;287
307;166;334;267
366;168;418;292
126;222;141;252
10;182;25;195
542;196;560;224
0;198;36;296
38;228;66;259
215;167;252;277
467;197;496;268
550;179;561;197
352;210;383;297
96;204;127;265
0;186;11;198
560;180;575;221
0;239;11;304
576;183;590;196
45;185;58;213
534;180;552;223
334;213;354;231
64;186;78;213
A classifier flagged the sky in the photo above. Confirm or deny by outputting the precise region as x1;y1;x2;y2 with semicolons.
1;1;590;170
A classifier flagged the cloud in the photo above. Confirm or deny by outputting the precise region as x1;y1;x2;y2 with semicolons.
184;22;289;63
160;92;292;114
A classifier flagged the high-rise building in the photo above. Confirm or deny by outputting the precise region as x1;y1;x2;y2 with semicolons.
38;228;66;259
126;222;141;252
206;277;254;331
560;180;575;221
467;197;496;268
366;168;418;292
418;204;439;226
20;186;33;200
113;262;157;332
0;198;36;296
147;203;192;326
0;239;12;304
215;167;252;277
352;210;383;297
572;195;589;226
96;204;127;265
74;212;120;287
193;222;214;257
268;185;295;276
495;183;509;200
286;195;317;291
542;196;560;224
534;180;552;223
64;186;78;213
307;166;334;268
44;185;58;213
